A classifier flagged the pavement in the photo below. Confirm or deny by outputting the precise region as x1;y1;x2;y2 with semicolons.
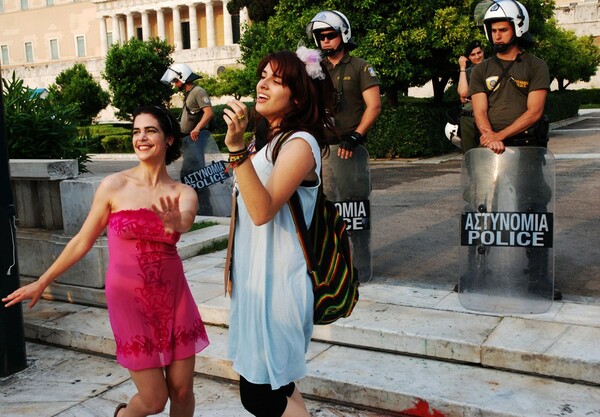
2;110;600;417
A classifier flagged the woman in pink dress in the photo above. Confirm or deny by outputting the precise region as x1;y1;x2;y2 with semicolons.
3;105;209;417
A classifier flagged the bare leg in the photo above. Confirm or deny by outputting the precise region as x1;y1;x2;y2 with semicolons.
165;356;196;417
282;386;310;417
119;367;169;417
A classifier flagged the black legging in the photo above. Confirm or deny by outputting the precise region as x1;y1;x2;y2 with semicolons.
239;375;295;417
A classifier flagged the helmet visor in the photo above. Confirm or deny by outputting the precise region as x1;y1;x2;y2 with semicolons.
160;68;182;85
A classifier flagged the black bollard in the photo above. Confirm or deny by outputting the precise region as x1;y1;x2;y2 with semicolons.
0;66;27;377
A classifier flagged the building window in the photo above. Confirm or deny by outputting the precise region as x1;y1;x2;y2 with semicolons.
25;42;33;62
232;14;240;44
0;0;4;13
1;45;9;65
46;0;54;5
107;32;113;47
50;39;59;60
21;0;28;10
76;36;85;57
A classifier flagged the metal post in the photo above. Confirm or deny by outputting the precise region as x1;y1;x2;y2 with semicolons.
0;65;27;377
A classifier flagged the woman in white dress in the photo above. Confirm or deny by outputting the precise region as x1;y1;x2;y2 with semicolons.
222;47;336;417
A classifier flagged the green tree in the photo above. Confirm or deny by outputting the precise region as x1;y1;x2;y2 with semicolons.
47;63;110;125
3;73;89;171
536;21;600;90
226;0;278;22
237;0;597;104
103;38;174;120
201;67;255;99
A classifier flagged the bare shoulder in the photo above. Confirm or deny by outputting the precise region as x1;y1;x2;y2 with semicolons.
100;171;130;191
172;179;196;197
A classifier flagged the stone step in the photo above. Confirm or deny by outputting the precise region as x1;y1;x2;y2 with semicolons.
25;246;600;388
22;299;600;417
181;252;600;387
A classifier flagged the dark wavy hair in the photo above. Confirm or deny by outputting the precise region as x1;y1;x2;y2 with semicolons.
132;105;182;165
255;50;336;158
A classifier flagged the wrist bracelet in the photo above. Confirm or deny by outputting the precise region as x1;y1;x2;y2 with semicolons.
226;154;250;172
229;147;248;156
460;70;466;72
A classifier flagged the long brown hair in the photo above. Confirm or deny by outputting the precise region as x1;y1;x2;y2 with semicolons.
255;50;336;158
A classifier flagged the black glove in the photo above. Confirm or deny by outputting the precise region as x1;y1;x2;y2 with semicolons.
339;131;363;152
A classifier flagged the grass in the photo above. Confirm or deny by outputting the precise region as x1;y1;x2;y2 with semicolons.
197;239;228;255
188;220;219;232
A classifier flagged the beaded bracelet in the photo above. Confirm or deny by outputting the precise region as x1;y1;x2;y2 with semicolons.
229;147;248;157
226;155;251;172
229;150;250;163
226;148;251;172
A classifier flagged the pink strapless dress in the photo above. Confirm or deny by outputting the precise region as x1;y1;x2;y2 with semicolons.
105;208;209;370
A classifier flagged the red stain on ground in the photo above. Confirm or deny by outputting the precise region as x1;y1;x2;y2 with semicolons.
400;398;446;417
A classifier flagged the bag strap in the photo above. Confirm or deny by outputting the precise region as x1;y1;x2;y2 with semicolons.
487;54;520;97
288;191;318;275
223;188;237;296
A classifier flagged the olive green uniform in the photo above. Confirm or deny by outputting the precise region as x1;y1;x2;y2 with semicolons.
180;85;212;135
325;52;380;141
468;53;550;137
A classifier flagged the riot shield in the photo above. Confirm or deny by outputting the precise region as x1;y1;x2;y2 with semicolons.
459;147;555;314
180;131;232;217
322;144;372;283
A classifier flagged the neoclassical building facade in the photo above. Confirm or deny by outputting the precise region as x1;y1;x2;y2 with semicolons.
0;0;247;92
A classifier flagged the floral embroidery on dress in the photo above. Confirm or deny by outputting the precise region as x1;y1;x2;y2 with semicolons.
108;208;206;361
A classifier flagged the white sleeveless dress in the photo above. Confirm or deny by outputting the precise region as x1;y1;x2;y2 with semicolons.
228;132;321;389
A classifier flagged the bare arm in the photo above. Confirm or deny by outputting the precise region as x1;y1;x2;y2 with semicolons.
457;56;469;102
339;85;381;159
355;85;382;136
223;100;317;225
234;138;316;225
473;89;547;154
3;178;114;308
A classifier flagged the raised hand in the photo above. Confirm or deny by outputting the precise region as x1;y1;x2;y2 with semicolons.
152;195;182;235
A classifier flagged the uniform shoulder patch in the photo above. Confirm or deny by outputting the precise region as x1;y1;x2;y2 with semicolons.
367;66;377;77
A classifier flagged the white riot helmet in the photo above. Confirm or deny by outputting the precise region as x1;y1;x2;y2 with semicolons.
445;122;462;149
160;63;201;85
306;10;356;51
477;0;533;46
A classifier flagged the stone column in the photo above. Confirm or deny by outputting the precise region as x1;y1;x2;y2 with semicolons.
222;0;233;45
240;6;248;37
173;6;182;51
126;12;135;40
119;17;126;42
141;10;150;40
99;16;108;54
205;0;215;47
111;15;121;44
157;8;166;40
189;4;199;49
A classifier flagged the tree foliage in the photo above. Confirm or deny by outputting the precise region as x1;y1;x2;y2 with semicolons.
536;21;600;90
234;0;598;103
226;0;278;22
47;63;110;125
201;67;255;99
103;38;174;120
3;73;89;171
